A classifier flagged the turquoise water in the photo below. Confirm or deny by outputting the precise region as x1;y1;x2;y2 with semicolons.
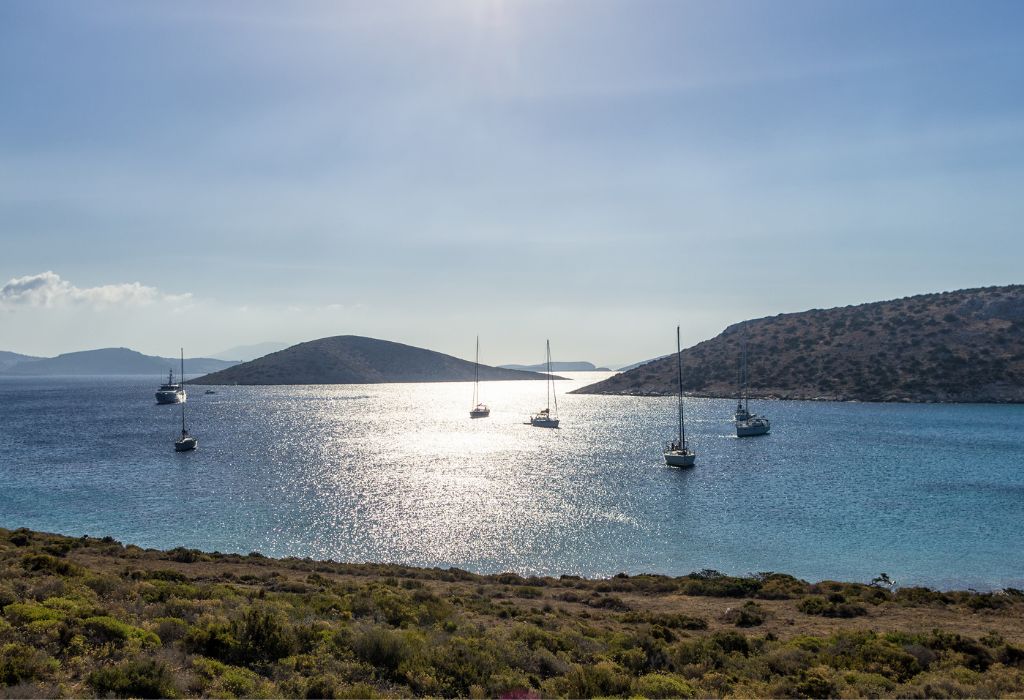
1;373;1022;590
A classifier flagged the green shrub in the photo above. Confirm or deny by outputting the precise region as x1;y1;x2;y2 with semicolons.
0;642;59;685
87;659;177;698
2;602;63;625
233;607;297;665
633;672;697;698
20;554;79;577
82;615;161;648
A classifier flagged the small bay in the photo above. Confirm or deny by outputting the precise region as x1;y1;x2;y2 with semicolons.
1;372;1021;590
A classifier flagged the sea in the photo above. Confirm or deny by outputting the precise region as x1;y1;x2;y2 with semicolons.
1;372;1022;591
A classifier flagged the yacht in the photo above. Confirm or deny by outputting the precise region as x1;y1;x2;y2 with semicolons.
173;349;197;452
529;340;559;428
155;368;185;405
734;326;770;437
469;336;490;418
664;326;696;467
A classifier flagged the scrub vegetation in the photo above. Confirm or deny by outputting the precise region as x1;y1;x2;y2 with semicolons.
2;528;1023;698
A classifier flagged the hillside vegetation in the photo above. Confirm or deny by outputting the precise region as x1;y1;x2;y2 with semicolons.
2;528;1024;698
574;285;1024;402
192;336;556;385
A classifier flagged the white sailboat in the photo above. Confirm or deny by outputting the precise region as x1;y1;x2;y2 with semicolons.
734;326;770;437
174;348;197;452
664;326;695;467
469;336;490;418
529;340;559;428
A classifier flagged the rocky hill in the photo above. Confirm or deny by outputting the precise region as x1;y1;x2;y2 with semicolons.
1;348;237;376
191;335;558;385
573;285;1024;403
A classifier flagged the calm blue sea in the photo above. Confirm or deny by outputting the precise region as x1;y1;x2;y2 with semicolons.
1;373;1022;590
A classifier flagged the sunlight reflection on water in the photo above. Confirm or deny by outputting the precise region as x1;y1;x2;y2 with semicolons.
1;373;1023;589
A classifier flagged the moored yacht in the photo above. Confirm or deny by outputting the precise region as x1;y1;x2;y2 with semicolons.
469;336;490;418
155;369;185;404
173;349;197;452
664;326;695;468
734;326;770;437
528;340;559;428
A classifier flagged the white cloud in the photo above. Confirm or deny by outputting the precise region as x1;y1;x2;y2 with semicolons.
0;271;191;310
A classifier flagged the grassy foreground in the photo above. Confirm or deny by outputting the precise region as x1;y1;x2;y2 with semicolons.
1;528;1023;698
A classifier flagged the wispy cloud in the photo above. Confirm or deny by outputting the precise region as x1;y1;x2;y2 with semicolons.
0;271;191;310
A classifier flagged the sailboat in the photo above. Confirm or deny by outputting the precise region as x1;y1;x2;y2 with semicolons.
664;326;695;467
174;348;197;452
528;340;559;428
734;326;770;437
469;336;490;418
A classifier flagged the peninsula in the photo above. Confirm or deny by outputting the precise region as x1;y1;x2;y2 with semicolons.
191;335;561;385
573;285;1024;403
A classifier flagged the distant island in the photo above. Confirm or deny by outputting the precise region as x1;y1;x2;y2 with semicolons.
0;348;238;376
573;284;1024;403
210;341;291;362
499;360;611;372
0;350;41;372
191;335;563;385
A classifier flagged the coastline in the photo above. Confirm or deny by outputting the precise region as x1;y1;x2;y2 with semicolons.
3;526;1023;698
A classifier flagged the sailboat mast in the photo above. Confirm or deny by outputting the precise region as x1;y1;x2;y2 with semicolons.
180;348;186;433
676;326;685;446
545;339;551;413
742;327;749;411
473;336;480;406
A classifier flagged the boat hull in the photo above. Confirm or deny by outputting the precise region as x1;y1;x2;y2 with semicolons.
470;409;490;418
664;450;696;468
530;417;559;428
156;391;185;405
174;437;197;452
736;419;770;437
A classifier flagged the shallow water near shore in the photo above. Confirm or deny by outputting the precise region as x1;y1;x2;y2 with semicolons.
1;372;1022;590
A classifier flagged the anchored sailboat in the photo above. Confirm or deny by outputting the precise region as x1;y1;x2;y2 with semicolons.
174;348;197;452
664;326;695;467
469;336;490;418
734;325;770;437
529;340;559;428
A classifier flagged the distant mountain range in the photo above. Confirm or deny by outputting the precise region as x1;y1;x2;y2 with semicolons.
192;336;564;385
0;350;41;372
573;284;1024;403
498;361;611;372
210;341;291;362
0;348;238;376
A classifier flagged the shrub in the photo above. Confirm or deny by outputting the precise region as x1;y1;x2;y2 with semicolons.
87;659;177;698
0;643;59;685
82;615;161;648
721;601;766;627
633;672;697;698
233;607;296;665
797;595;867;618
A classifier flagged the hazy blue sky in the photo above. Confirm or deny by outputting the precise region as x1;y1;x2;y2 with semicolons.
2;0;1022;365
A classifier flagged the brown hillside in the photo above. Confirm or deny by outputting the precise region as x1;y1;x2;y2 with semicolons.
573;285;1024;403
191;335;558;385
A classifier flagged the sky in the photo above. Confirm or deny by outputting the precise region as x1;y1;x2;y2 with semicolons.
2;0;1023;366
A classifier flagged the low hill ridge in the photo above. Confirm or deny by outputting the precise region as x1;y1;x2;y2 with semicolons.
1;348;237;376
191;335;560;385
572;285;1024;403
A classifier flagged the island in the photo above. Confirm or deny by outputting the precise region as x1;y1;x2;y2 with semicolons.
190;335;561;385
499;361;611;372
1;527;1022;698
573;285;1024;403
0;348;238;376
